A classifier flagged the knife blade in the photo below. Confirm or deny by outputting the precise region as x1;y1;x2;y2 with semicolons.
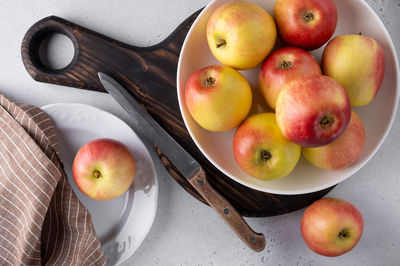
98;72;266;252
98;73;199;179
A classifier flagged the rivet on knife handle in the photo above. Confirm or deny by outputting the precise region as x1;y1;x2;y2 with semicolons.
188;168;266;252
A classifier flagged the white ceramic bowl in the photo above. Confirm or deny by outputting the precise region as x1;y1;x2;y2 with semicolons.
177;0;399;195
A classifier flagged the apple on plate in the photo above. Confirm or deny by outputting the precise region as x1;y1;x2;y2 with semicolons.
72;138;136;201
276;74;351;147
185;65;252;132
302;111;366;170
322;34;385;106
233;113;301;180
207;0;277;70
274;0;337;50
259;46;322;110
301;198;363;257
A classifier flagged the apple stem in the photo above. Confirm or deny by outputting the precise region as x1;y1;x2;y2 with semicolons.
261;150;272;162
93;170;101;179
205;77;216;86
280;60;292;69
303;12;314;23
319;115;335;128
216;39;226;48
338;229;350;239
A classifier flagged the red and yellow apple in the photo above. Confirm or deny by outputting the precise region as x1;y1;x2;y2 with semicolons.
207;1;277;70
185;65;252;132
233;113;301;180
302;111;366;170
322;34;385;106
274;0;337;50
259;46;321;110
301;198;363;257
72;138;136;201
276;74;351;147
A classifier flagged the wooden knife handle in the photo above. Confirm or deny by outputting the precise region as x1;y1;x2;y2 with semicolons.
188;168;266;252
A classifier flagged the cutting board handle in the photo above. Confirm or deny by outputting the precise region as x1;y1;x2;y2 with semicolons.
21;15;140;90
21;13;212;205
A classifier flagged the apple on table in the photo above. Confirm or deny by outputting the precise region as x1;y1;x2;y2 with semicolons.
72;138;136;201
301;198;363;257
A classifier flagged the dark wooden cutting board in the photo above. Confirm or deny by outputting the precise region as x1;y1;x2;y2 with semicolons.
21;10;333;217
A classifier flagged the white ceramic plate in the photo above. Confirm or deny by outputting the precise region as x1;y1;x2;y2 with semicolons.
42;103;158;265
177;0;400;194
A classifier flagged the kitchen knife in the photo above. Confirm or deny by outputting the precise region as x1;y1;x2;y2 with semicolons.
98;72;266;252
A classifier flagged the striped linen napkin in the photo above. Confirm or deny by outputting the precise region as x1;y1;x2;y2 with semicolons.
0;94;105;265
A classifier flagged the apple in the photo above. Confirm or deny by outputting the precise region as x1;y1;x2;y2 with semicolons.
322;34;385;106
206;0;277;70
302;111;366;169
233;113;301;180
274;0;337;50
259;46;321;110
72;138;136;201
276;74;351;147
185;65;252;132
301;198;363;257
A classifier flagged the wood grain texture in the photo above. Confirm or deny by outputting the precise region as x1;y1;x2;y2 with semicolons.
188;168;266;252
21;11;334;217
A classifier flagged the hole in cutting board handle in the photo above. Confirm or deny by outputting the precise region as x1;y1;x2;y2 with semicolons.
38;33;75;70
24;22;80;74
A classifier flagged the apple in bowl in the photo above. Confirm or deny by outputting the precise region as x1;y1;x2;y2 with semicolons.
274;0;337;50
302;111;366;170
72;138;136;201
233;113;301;180
185;65;252;132
276;74;351;147
206;0;277;70
322;34;385;106
259;46;321;110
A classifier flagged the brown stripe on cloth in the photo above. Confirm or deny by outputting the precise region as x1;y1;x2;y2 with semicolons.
0;94;105;265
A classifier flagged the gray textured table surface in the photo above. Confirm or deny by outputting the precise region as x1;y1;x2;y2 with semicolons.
0;1;399;265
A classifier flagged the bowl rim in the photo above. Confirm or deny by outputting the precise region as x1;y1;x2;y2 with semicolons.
176;0;400;195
